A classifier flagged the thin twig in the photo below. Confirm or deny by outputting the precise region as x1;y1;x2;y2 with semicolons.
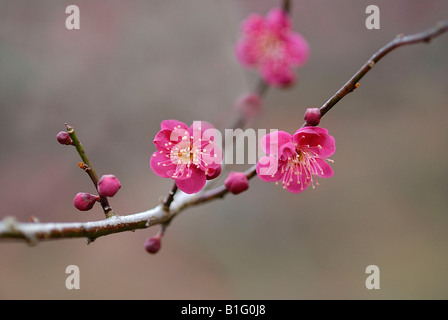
315;20;448;121
282;0;291;13
163;183;178;212
180;166;257;211
65;124;115;218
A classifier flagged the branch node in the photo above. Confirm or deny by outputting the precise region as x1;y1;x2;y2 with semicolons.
85;237;96;245
163;183;178;212
25;235;38;247
29;216;40;223
3;217;38;246
145;217;155;227
78;162;90;171
2;216;18;233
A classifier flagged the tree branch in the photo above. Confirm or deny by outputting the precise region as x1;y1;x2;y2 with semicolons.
191;20;448;206
316;20;448;120
1;21;447;244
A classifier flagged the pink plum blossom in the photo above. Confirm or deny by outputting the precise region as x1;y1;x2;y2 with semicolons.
256;127;335;193
150;120;222;194
235;7;310;87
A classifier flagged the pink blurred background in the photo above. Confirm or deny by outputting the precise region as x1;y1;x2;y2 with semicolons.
1;0;448;299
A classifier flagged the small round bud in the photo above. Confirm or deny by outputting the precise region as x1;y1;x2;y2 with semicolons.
56;131;73;145
235;93;263;118
97;174;121;197
224;171;249;195
304;108;321;126
73;193;100;211
144;235;161;254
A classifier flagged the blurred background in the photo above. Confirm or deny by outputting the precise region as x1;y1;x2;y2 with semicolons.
1;0;447;299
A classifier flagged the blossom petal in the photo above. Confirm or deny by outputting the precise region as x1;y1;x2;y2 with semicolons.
259;61;296;87
160;119;188;131
278;141;296;161
189;120;216;137
260;131;292;155
266;8;291;35
200;143;222;170
241;13;266;34
315;134;336;158
150;151;175;178
206;165;221;180
153;128;188;150
286;172;310;193
235;38;260;66
295;126;328;135
293;127;335;157
286;33;310;67
175;167;206;194
315;158;334;178
256;156;282;181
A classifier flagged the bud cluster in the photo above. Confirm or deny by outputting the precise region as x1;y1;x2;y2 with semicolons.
56;127;121;213
73;174;121;212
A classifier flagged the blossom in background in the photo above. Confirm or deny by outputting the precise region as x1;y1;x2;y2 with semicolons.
235;7;309;87
234;93;263;118
150;120;222;194
256;127;335;193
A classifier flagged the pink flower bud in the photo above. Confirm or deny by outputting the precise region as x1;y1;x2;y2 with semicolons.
304;108;321;126
224;172;249;195
144;235;161;254
235;93;263;118
97;174;121;197
56;131;73;145
73;192;100;211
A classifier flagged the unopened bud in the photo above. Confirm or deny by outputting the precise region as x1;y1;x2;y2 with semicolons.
235;93;263;118
97;174;121;197
304;108;321;126
224;171;249;195
73;192;100;211
144;234;161;254
56;131;73;145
